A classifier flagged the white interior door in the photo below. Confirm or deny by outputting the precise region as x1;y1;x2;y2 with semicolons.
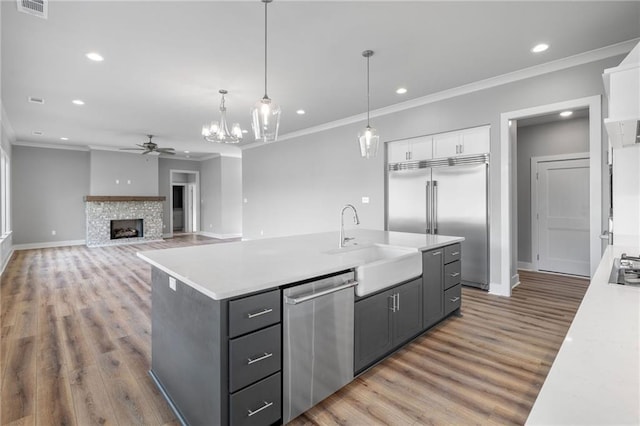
535;157;590;276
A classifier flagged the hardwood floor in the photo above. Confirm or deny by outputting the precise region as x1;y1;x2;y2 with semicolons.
0;239;590;426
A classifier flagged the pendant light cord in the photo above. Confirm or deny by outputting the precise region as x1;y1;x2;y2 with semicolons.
366;54;370;127
264;0;268;99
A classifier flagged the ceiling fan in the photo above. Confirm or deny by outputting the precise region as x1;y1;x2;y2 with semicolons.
121;135;175;155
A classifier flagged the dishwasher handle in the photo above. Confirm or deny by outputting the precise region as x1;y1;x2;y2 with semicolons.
284;281;358;305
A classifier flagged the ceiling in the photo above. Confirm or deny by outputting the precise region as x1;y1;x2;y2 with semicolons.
2;1;640;159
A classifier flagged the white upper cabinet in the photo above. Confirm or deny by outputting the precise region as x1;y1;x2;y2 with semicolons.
433;126;489;158
387;136;433;163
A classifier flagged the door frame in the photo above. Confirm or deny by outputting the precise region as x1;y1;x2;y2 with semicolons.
169;169;200;236
498;95;602;297
531;152;590;273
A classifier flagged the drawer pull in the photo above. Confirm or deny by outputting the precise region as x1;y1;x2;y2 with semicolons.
451;251;460;256
247;308;273;319
432;251;442;256
247;401;273;417
247;352;273;365
450;272;460;278
449;296;460;303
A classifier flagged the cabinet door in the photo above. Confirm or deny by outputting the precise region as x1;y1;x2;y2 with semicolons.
354;290;393;373
408;136;433;161
388;141;409;163
423;248;444;329
433;131;461;158
460;126;490;155
392;278;423;346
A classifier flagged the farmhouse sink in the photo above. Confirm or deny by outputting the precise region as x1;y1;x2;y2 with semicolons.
327;244;422;296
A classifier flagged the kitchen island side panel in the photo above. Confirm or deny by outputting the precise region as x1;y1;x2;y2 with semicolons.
151;267;228;425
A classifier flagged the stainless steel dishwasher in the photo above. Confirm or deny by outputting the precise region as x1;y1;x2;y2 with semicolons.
282;271;357;423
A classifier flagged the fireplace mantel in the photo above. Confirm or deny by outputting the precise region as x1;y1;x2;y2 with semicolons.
84;196;166;202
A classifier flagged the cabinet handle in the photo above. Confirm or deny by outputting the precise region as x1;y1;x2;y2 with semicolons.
449;297;460;303
247;308;273;319
247;401;273;417
432;251;442;256
389;294;397;312
450;272;460;277
459;144;464;154
247;352;273;365
451;251;460;256
396;293;400;311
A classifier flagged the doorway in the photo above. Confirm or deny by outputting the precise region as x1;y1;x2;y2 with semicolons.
170;170;199;235
497;95;602;297
532;154;590;276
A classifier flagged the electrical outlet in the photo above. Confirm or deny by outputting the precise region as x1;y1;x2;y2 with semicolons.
260;230;264;236
51;230;56;236
127;180;131;184
115;179;120;184
362;196;370;204
244;198;248;203
169;277;177;291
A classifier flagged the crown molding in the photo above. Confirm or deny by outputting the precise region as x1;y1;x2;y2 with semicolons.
13;140;89;151
1;105;17;143
241;37;639;150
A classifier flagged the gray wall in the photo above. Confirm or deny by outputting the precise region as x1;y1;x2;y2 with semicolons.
243;56;622;289
516;117;590;264
201;156;242;237
90;150;158;196
158;157;201;235
12;146;90;245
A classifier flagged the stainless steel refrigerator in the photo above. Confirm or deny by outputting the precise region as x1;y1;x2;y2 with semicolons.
387;154;489;289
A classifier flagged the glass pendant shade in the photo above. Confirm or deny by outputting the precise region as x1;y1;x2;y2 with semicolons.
358;125;380;159
202;90;242;144
251;96;281;142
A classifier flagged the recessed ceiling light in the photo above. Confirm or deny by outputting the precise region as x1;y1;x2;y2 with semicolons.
531;43;549;53
60;137;69;141
184;150;190;154
72;99;85;105
33;131;43;136
86;52;104;62
560;110;573;117
296;109;306;115
396;87;407;94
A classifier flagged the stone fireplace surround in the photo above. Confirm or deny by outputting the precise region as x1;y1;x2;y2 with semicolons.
84;196;165;247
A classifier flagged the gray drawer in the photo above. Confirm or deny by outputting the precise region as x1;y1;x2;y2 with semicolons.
444;284;461;316
229;324;281;393
230;372;281;426
444;244;461;264
229;290;280;338
444;261;461;290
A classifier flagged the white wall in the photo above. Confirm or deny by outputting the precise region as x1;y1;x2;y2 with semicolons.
201;156;242;237
243;55;623;290
90;150;158;196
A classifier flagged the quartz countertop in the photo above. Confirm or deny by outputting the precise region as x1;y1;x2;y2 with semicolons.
137;229;463;300
526;245;640;425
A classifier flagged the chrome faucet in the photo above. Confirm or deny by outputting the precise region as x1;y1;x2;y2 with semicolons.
339;204;360;248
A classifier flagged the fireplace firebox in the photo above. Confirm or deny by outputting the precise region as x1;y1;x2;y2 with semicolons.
110;219;144;240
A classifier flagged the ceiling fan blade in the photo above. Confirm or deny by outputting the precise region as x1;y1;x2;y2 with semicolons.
120;147;145;151
157;150;176;155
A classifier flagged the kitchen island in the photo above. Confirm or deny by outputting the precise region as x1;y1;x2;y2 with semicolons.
137;229;464;425
526;244;640;425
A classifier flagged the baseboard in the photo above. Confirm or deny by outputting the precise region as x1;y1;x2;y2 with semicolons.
0;248;14;275
13;239;86;251
198;231;242;240
518;261;535;271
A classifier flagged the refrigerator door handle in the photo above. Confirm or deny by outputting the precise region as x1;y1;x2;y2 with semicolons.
426;181;431;233
433;180;438;234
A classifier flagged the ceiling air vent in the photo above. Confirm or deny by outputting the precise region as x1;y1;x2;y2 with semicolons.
17;0;48;19
28;96;44;104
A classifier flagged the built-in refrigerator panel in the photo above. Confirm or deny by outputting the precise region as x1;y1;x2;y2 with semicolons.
387;168;428;234
431;163;489;289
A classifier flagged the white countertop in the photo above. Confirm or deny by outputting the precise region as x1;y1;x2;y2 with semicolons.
526;245;640;425
137;229;463;300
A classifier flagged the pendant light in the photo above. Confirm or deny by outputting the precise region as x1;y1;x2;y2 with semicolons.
251;0;281;142
358;50;379;159
202;89;243;144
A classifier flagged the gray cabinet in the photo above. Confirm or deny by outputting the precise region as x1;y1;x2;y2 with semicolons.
354;277;422;373
423;243;462;329
423;248;444;328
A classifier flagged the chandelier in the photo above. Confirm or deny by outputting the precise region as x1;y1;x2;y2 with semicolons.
202;89;243;144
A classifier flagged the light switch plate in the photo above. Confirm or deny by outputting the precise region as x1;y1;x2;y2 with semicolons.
169;277;177;291
362;196;370;204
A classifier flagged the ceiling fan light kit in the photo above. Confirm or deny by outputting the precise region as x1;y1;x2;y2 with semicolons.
251;0;281;143
358;49;380;159
202;89;243;144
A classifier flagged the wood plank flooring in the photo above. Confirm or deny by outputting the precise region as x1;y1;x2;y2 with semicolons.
0;238;589;426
